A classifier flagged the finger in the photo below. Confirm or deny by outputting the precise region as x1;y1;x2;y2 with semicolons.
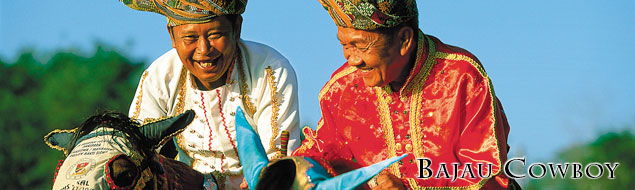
371;181;389;190
375;174;390;184
240;178;248;189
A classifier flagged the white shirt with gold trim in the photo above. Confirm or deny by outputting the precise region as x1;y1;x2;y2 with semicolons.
128;40;300;189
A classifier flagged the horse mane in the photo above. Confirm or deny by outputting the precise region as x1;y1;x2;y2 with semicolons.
70;112;153;159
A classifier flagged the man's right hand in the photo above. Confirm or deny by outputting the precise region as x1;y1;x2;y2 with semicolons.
371;172;406;190
240;178;248;189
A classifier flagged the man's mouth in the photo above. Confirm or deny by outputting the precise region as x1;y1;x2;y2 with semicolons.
196;56;221;68
359;67;374;72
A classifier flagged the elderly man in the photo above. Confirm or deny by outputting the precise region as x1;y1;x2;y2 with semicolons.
120;0;300;189
293;0;517;189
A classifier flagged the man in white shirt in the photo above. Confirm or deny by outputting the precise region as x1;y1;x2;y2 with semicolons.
120;0;300;189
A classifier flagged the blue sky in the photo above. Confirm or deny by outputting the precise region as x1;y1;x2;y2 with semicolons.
1;0;634;162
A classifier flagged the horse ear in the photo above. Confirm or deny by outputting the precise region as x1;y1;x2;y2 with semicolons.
44;129;77;155
235;107;270;189
315;154;408;190
139;110;195;148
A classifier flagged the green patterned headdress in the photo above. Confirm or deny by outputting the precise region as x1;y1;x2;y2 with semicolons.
317;0;418;30
120;0;247;26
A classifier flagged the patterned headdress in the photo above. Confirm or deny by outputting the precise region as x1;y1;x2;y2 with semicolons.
120;0;247;26
317;0;418;30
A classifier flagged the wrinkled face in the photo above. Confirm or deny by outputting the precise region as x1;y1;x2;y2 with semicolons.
170;16;240;89
337;27;407;87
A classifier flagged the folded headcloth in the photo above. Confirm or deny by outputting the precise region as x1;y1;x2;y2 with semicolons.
317;0;418;30
120;0;247;26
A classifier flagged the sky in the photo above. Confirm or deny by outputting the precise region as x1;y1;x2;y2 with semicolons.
1;0;634;162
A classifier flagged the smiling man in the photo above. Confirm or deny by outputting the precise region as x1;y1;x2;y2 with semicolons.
293;0;518;189
120;0;300;189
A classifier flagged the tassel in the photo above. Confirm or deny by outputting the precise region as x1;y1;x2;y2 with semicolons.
280;130;290;156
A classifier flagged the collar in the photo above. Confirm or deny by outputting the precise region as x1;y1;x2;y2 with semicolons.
398;30;436;99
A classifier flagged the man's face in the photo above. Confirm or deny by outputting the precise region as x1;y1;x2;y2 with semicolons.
170;16;239;86
337;27;407;87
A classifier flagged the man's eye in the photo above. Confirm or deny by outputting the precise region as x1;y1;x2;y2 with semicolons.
208;33;224;40
355;45;370;52
182;36;197;43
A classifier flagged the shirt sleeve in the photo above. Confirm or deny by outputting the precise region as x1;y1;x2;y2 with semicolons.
128;70;169;121
250;59;301;159
445;67;512;189
292;88;355;176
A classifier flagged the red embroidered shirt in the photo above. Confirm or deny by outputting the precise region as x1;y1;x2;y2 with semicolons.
294;32;513;189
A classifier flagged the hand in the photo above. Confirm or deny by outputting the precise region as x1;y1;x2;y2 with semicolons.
240;178;248;189
371;172;406;190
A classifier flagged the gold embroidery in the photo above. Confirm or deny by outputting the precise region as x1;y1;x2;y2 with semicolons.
408;36;437;159
136;111;192;147
400;31;429;99
373;33;434;178
43;128;79;155
132;71;149;119
211;170;243;190
175;131;186;160
292;122;323;155
400;37;499;190
375;33;499;189
432;53;489;81
174;68;188;115
265;67;281;153
318;66;357;100
175;47;257;179
236;50;257;117
162;119;189;147
316;119;325;130
374;86;401;177
433;51;503;181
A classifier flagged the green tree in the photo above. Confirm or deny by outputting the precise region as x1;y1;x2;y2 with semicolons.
525;130;635;189
0;46;145;189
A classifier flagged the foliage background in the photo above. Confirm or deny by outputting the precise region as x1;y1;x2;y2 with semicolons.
0;47;144;189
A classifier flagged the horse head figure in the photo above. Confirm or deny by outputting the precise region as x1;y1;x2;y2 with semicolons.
45;110;204;189
234;107;408;190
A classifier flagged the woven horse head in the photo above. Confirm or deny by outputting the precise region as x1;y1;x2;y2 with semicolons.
44;110;204;189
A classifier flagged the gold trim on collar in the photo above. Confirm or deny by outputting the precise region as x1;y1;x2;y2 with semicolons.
377;35;500;189
372;32;434;178
174;68;188;115
236;46;257;117
400;30;431;99
408;35;436;160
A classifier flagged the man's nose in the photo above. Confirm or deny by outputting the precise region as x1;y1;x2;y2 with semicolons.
347;54;363;67
195;38;215;57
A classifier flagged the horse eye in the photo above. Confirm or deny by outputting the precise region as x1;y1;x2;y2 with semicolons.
108;155;139;187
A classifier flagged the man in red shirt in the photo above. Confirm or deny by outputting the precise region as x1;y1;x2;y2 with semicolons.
293;0;518;189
